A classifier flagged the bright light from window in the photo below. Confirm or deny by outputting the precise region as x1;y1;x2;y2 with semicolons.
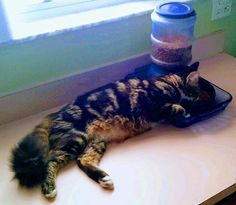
0;0;195;42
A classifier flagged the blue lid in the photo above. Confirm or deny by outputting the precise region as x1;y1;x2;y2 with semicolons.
156;2;196;19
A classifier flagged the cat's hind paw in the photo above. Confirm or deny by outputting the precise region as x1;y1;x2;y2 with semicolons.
99;176;114;190
41;182;57;199
44;189;57;199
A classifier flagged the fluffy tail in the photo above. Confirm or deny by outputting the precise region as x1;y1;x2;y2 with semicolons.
10;117;53;187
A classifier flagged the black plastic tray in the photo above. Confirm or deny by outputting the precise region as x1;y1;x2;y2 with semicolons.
125;63;233;128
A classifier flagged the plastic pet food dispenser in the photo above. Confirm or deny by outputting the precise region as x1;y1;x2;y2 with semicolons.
151;2;196;68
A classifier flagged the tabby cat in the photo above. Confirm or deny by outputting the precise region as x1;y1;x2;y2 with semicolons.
11;63;205;199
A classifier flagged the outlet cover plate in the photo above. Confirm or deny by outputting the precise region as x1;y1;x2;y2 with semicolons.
212;0;232;20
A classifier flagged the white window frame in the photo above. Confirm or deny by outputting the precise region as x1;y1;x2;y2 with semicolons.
0;1;12;43
23;0;137;13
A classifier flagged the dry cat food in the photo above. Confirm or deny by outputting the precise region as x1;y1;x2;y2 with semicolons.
151;35;192;65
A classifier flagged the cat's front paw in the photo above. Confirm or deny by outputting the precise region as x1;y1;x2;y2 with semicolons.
41;182;57;199
99;175;114;190
171;104;186;117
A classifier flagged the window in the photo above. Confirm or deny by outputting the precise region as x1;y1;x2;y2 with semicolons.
0;0;153;42
0;0;194;43
3;0;137;22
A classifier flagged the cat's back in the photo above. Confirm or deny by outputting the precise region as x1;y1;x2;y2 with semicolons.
73;77;149;114
49;75;176;136
52;75;179;124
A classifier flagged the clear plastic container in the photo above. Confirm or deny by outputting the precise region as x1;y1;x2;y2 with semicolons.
151;2;196;67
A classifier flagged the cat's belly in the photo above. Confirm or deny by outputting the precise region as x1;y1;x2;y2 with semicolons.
86;115;147;143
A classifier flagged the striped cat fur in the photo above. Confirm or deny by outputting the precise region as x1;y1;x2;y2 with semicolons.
10;63;204;199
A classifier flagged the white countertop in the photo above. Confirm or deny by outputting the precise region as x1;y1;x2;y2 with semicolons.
0;53;236;205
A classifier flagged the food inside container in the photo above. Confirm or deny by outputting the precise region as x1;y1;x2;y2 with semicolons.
151;34;192;65
150;2;196;67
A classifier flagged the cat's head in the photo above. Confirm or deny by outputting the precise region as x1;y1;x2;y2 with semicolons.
180;72;200;101
179;62;201;102
158;62;202;102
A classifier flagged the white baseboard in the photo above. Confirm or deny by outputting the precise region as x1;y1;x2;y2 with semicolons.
0;31;224;125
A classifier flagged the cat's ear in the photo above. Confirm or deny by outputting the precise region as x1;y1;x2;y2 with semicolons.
186;71;200;88
190;62;199;71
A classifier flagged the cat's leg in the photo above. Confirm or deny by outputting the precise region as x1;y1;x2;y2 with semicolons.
161;103;186;118
42;130;88;199
41;150;71;199
77;141;114;190
171;104;186;116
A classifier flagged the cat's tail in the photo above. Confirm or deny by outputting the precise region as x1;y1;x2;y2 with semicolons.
10;117;53;187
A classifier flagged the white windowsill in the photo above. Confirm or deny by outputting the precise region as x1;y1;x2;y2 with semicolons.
9;1;157;42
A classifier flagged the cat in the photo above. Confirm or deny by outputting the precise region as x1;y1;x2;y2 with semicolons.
10;63;206;199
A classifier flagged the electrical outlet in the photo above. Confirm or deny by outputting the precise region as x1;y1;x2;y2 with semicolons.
212;0;232;20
